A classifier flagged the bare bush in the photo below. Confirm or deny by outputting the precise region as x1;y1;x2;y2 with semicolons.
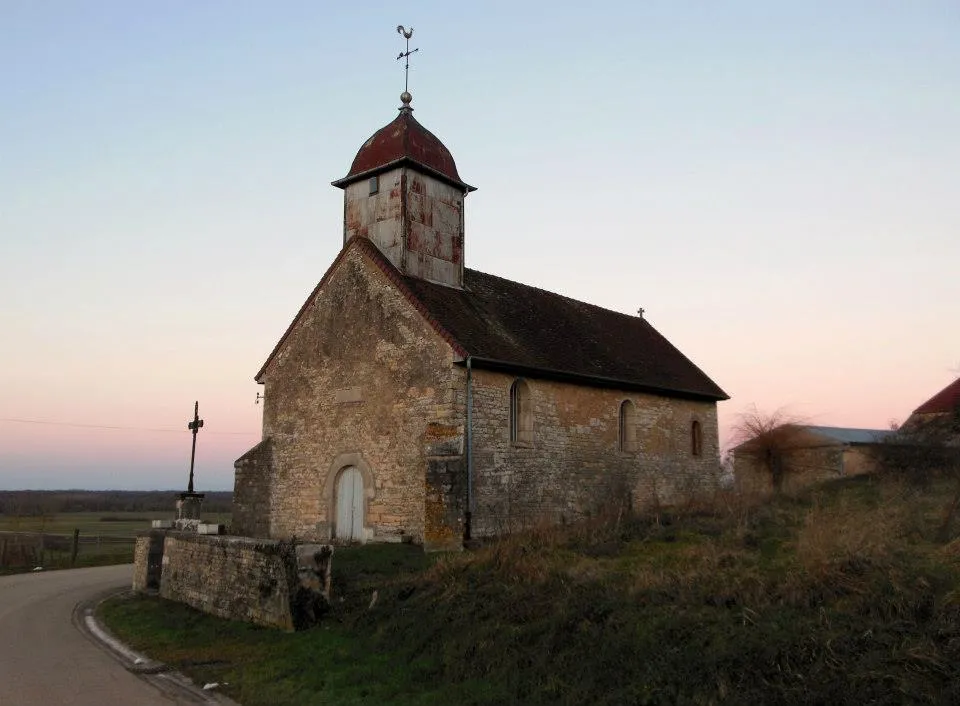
731;406;811;493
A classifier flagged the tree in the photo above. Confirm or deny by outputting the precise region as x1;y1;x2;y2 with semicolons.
732;406;811;494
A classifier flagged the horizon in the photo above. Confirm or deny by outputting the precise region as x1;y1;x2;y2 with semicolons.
2;2;958;490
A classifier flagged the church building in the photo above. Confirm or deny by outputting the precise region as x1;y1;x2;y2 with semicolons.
232;89;728;550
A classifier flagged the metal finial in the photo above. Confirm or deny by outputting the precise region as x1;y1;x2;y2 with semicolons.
396;25;419;104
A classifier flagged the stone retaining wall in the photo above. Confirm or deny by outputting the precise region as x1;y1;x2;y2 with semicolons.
133;532;332;631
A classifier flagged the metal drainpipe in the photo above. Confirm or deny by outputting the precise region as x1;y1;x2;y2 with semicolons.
465;356;473;542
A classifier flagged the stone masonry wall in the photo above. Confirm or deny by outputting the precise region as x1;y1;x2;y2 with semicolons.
734;442;880;497
241;241;721;549
132;535;151;592
158;533;295;629
131;531;165;592
461;369;721;537
232;439;273;538
258;246;459;546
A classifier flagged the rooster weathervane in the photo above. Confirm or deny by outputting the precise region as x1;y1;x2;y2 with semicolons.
396;25;418;96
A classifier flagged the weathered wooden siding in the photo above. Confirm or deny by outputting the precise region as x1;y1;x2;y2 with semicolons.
342;166;465;288
403;172;464;287
343;167;403;266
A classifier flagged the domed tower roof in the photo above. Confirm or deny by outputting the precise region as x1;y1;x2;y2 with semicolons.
332;95;475;192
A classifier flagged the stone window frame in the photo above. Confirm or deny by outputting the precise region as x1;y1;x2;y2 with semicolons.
509;378;534;446
319;452;377;541
618;399;638;453
691;420;703;457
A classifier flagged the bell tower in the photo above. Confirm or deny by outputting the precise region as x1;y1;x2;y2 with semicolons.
332;92;475;289
331;28;475;289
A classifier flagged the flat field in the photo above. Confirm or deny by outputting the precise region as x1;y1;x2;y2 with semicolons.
0;511;231;572
0;511;231;537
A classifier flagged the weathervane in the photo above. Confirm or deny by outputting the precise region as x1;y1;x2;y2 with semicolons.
396;25;418;97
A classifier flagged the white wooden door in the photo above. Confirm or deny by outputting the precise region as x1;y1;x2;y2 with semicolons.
335;466;364;541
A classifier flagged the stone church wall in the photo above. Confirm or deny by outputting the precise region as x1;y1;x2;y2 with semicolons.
240;244;721;550
463;369;721;537
258;246;461;548
232;439;273;537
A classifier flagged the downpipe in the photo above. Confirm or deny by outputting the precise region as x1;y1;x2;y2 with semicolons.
465;356;473;543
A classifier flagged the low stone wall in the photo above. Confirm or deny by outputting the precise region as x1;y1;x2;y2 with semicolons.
133;532;332;631
233;439;273;538
131;531;165;592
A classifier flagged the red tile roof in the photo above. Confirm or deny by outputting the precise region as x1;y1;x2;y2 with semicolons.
331;109;474;192
914;377;960;415
257;238;727;402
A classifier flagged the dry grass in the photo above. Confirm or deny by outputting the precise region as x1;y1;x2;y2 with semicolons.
103;473;960;705
795;495;903;573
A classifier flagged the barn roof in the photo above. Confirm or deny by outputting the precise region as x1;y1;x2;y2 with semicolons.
913;377;960;415
255;238;727;401
803;426;893;445
732;425;893;452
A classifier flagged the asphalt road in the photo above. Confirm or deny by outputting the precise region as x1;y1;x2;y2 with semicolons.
0;564;214;706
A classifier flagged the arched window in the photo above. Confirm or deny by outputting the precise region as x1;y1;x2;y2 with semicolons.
510;379;533;444
619;400;638;452
691;420;703;456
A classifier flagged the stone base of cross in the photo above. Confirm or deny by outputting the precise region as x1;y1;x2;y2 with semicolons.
177;491;206;521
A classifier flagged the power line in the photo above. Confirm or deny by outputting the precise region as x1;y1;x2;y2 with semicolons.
0;417;257;436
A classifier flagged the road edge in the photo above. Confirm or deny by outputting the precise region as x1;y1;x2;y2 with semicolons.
72;586;240;705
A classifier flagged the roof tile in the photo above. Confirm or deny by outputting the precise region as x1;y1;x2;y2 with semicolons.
333;109;471;190
914;377;960;415
403;269;728;400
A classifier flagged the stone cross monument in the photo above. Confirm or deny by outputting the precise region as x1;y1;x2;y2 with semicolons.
176;401;206;530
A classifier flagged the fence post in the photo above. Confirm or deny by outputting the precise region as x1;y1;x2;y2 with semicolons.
71;529;80;566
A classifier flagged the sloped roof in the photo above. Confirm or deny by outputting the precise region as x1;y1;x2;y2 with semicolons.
403;269;727;401
914;377;960;415
257;238;727;400
331;108;474;192
804;426;893;445
732;424;893;452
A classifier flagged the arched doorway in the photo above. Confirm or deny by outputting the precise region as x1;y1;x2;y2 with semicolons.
335;466;364;541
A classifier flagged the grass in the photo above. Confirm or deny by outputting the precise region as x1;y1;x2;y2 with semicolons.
0;511;232;536
99;476;960;705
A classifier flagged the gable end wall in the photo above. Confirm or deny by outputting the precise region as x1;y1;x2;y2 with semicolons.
257;246;462;546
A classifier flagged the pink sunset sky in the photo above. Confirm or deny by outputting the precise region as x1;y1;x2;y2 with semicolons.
1;2;958;490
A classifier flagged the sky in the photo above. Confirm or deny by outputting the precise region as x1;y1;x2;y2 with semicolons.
1;1;958;490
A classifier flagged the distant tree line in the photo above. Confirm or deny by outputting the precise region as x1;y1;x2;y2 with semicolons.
0;490;233;516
